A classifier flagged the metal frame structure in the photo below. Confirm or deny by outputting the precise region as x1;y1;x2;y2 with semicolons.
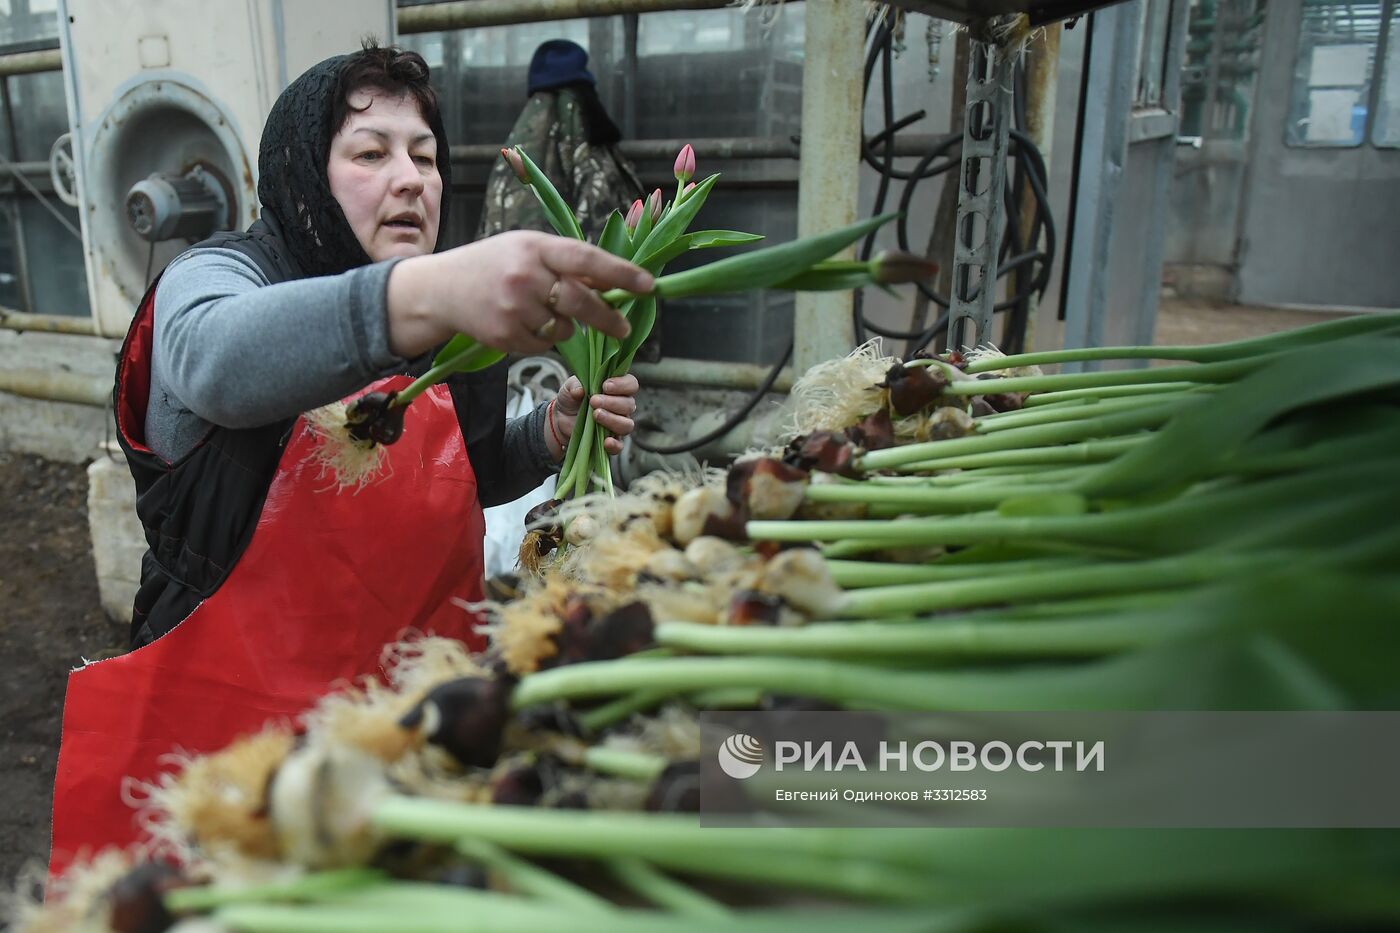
947;25;1015;349
0;35;85;333
890;1;1118;353
1061;0;1188;365
0;0;1173;391
1061;4;1140;358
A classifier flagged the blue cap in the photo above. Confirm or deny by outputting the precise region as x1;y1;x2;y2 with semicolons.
527;39;594;94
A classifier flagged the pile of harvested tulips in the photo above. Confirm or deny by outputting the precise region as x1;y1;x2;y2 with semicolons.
15;310;1400;932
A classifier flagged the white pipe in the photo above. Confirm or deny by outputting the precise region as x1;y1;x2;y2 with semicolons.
1;308;97;335
0;367;109;407
0;47;61;77
631;358;793;393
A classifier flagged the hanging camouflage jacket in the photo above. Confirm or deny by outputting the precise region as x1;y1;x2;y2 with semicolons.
477;87;644;243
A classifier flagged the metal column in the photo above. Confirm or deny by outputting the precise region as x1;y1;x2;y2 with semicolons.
792;0;865;374
1061;0;1189;368
1061;3;1137;366
947;18;1016;351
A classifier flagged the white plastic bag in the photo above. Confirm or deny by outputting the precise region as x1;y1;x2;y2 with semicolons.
481;387;558;579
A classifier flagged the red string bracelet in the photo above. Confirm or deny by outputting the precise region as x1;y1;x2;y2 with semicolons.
546;398;566;451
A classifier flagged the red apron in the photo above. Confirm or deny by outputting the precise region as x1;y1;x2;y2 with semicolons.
49;376;487;878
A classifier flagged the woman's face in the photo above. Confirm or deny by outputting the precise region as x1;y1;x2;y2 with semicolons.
327;89;443;262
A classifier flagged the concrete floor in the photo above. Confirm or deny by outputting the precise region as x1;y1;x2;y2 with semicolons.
1151;297;1358;346
1019;296;1363;368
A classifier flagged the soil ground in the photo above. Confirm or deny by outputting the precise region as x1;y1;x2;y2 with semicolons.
0;452;125;897
0;296;1362;897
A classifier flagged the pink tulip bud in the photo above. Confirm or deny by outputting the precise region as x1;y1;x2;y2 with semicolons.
501;148;528;184
625;198;645;232
683;182;696;196
673;144;696;184
646;188;663;223
872;251;939;285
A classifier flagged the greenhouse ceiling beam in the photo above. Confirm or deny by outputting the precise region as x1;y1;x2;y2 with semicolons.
398;0;781;32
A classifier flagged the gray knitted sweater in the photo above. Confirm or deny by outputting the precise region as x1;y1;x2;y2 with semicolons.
146;247;556;497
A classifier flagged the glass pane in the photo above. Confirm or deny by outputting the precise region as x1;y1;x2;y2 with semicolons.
1285;0;1383;147
413;6;807;362
655;187;796;365
19;195;87;316
405;17;628;248
403;18;607;149
635;7;804;363
0;0;60;47
1373;2;1400;145
1135;0;1173;108
8;70;69;162
0;80;11;158
1180;0;1267;140
0;199;22;310
636;5;805;138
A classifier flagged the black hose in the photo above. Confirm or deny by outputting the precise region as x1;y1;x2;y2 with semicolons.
631;341;794;455
852;17;1057;357
648;8;1058;458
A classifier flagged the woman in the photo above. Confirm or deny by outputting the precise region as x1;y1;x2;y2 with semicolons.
49;43;651;873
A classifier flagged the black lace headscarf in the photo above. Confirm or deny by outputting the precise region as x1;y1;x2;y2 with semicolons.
257;46;452;279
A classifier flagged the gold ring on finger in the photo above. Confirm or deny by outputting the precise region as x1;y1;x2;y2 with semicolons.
534;314;559;340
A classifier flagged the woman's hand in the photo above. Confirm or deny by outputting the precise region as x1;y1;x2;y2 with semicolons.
385;231;653;359
546;374;639;460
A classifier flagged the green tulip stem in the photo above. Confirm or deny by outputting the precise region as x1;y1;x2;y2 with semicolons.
393;342;498;408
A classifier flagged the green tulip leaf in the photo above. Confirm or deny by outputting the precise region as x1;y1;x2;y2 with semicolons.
597;210;629;257
772;260;878;292
609;295;657;377
635;230;765;273
515;146;583;240
555;326;591;380
631;174;720;264
653;212;899;300
431;334;507;374
598;296;641;374
686;230;764;249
